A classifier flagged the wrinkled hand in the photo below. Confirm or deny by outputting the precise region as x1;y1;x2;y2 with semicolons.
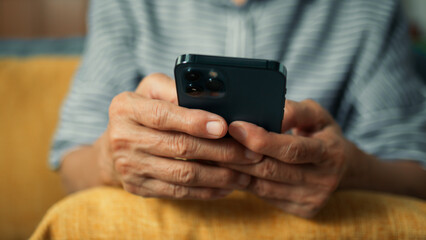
97;73;262;200
221;100;355;218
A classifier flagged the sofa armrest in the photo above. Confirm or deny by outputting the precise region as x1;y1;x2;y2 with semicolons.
0;57;78;239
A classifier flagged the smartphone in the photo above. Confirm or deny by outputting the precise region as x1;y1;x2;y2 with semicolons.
174;54;287;133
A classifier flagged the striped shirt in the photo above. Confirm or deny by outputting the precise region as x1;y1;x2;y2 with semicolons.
50;0;426;169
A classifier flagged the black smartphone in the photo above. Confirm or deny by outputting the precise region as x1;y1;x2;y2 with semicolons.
174;54;287;133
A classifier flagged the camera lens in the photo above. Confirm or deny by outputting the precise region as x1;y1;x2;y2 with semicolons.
185;70;200;82
206;78;224;92
185;84;203;96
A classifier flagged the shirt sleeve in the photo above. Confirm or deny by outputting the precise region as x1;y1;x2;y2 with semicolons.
49;0;140;170
337;1;426;165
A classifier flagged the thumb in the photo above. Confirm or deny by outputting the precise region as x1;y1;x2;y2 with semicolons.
136;73;178;104
282;99;333;133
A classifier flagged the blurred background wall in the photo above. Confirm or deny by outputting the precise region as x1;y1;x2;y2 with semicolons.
1;0;426;39
0;0;88;38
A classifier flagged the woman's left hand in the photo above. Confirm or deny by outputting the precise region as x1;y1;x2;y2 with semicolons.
221;99;359;218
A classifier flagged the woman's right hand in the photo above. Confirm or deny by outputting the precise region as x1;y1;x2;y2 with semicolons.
95;73;262;200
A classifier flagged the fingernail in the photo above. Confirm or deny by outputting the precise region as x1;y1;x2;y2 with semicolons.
237;174;250;188
245;149;263;162
206;121;223;136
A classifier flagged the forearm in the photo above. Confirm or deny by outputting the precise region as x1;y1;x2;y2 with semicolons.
341;144;426;199
59;135;121;194
59;146;102;193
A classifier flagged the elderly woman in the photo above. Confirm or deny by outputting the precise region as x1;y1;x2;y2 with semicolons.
53;0;425;218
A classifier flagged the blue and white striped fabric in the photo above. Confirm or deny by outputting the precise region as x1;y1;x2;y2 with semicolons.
50;0;426;170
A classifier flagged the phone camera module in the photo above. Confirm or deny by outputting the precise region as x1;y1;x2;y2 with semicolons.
186;84;203;96
206;78;224;92
185;69;200;82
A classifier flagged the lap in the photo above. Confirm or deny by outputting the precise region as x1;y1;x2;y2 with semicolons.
31;187;426;240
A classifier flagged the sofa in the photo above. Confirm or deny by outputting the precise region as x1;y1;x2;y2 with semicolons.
0;41;425;239
0;56;77;239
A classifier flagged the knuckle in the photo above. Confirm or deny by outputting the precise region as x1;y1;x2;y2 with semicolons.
219;170;239;186
114;157;131;176
151;101;169;128
282;141;306;163
282;143;296;162
109;92;132;118
172;185;190;199
170;133;194;157
252;180;271;198
219;144;238;162
172;165;197;185
107;108;140;154
260;159;278;178
109;130;131;153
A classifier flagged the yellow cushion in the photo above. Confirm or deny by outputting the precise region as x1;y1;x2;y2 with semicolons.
0;57;76;239
31;187;426;240
3;57;425;240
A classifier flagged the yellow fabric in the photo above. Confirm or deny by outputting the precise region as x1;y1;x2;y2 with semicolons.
0;57;76;239
2;57;425;239
31;187;426;240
